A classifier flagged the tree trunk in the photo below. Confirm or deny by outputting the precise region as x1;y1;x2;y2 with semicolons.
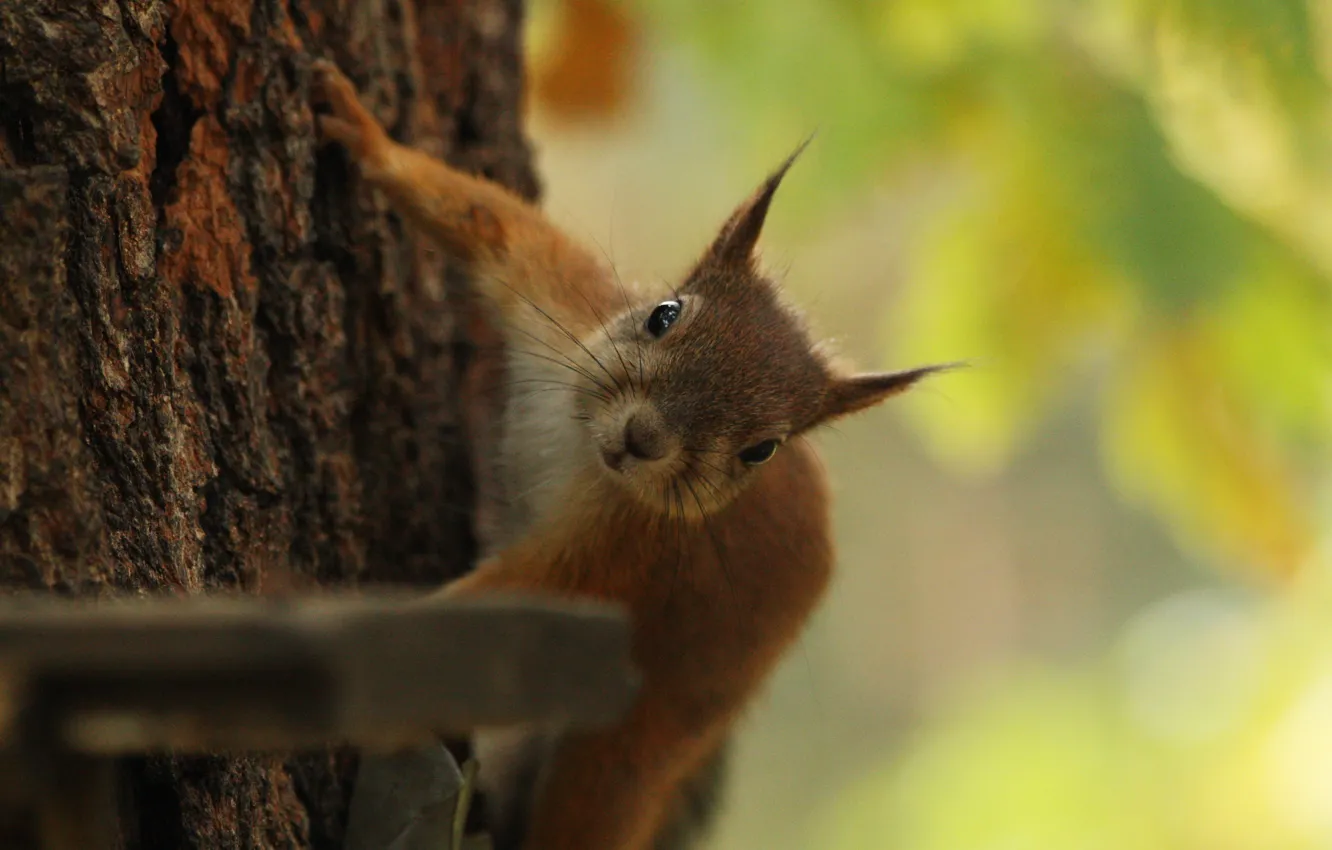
0;0;532;845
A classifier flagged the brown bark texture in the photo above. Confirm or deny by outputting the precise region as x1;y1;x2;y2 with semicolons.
0;0;534;845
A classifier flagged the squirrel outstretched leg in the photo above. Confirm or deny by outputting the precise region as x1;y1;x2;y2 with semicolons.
439;548;729;850
312;60;616;342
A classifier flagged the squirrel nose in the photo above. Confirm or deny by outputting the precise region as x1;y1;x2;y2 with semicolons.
623;413;668;462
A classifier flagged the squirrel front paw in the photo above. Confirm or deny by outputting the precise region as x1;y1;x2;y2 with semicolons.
310;59;387;163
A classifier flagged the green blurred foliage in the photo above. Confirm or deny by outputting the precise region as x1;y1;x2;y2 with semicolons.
625;0;1332;579
810;556;1332;849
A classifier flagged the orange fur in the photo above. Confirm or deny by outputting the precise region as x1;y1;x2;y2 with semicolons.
441;440;831;848
312;59;939;850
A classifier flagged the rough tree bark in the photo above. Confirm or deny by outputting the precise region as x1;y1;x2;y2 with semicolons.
0;0;532;845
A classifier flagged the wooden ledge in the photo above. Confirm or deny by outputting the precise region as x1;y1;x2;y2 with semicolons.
0;592;638;755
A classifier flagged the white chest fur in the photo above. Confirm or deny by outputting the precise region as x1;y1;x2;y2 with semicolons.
486;343;598;554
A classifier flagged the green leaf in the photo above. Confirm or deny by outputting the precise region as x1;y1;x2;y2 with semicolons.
1127;0;1327;115
1100;326;1317;576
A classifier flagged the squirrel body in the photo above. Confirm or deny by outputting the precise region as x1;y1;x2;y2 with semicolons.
313;60;942;850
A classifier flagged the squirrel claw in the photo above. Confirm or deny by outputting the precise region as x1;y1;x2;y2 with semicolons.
310;59;379;156
310;59;354;105
316;114;362;149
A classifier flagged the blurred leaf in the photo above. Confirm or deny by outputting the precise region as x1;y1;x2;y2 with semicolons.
1055;77;1253;310
528;0;642;124
953;53;1259;312
1127;0;1327;116
888;166;1131;471
1101;325;1317;577
1207;263;1332;448
626;0;940;209
874;0;1048;71
885;49;1327;575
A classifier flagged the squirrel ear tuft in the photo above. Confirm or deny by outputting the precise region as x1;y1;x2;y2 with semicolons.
705;137;813;270
818;364;956;423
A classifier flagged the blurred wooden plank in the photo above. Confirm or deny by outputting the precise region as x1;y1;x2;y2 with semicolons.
0;593;638;754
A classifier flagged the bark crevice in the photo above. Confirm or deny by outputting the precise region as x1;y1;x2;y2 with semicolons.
149;35;201;212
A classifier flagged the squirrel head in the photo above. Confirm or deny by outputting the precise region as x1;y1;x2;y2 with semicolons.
573;144;948;517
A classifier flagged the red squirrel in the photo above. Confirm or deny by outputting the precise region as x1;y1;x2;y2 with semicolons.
312;59;945;850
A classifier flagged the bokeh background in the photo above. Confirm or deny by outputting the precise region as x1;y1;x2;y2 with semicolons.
519;2;1332;847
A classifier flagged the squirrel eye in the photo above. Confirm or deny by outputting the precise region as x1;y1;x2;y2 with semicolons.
646;300;682;338
738;439;781;466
